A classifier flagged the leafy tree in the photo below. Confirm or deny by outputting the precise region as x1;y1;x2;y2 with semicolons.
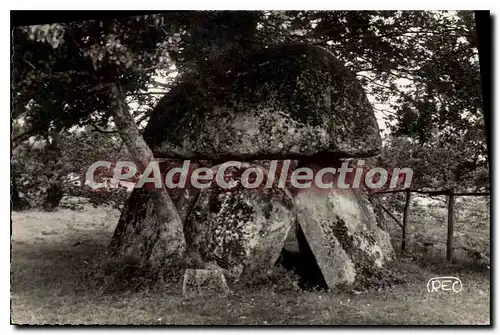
12;15;189;265
380;133;488;192
12;128;135;209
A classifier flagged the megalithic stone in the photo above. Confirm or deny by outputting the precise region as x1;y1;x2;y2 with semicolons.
111;43;391;285
292;160;395;289
143;44;381;161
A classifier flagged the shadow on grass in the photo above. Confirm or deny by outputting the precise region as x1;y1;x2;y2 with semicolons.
10;210;491;325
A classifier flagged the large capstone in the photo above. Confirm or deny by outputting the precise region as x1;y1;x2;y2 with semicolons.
143;44;381;161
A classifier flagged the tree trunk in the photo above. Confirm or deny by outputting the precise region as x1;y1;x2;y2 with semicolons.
11;172;27;211
43;182;64;211
401;190;411;255
108;84;186;268
42;131;63;211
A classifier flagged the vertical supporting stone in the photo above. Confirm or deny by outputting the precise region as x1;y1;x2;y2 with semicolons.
293;160;395;289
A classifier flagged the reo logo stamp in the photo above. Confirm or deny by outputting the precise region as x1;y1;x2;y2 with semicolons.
427;277;463;293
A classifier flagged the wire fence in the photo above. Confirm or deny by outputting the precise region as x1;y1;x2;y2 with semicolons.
369;188;490;263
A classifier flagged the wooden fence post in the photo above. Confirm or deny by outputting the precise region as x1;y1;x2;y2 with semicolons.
447;188;455;263
401;189;411;255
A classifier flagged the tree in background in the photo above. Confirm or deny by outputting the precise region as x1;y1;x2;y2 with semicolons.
12;128;136;210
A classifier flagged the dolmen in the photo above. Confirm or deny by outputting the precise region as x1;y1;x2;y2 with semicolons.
110;44;396;290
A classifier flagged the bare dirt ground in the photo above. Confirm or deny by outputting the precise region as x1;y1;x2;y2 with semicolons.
10;206;490;325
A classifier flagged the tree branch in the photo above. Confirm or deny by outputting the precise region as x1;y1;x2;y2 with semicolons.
135;112;150;127
12;126;40;147
152;81;172;88
91;123;118;134
130;92;167;96
379;203;403;228
356;73;395;90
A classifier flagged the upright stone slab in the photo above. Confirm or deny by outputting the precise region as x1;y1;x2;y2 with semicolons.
293;172;395;289
108;187;187;267
184;178;296;279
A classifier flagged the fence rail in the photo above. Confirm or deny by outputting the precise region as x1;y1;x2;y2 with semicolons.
370;188;490;262
372;188;490;196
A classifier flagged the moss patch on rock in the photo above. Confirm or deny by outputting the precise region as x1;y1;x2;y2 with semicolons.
143;44;381;160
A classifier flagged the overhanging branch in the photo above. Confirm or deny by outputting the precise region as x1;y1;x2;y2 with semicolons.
91;123;118;134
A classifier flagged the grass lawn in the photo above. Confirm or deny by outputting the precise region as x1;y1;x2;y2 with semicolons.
10;206;491;325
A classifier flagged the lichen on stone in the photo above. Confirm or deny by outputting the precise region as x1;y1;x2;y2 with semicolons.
143;44;381;161
293;183;395;289
184;182;295;279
